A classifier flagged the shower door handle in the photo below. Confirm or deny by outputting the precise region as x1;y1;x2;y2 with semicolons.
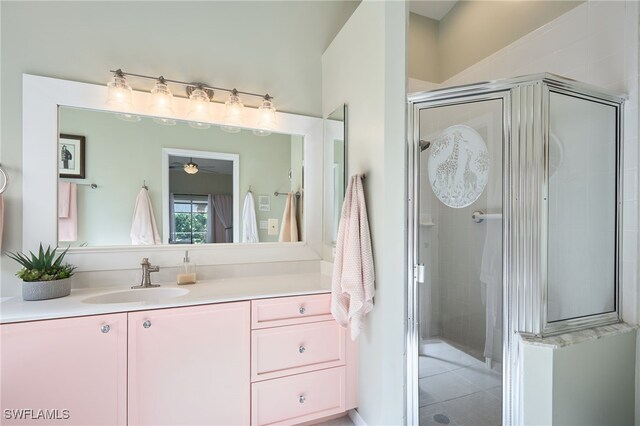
414;264;425;284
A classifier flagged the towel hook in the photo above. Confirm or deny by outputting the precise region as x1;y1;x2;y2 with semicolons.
142;180;148;190
0;164;8;195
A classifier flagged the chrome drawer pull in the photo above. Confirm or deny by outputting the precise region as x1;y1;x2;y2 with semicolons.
299;346;306;354
299;306;306;314
299;395;305;404
143;320;152;329
101;324;110;334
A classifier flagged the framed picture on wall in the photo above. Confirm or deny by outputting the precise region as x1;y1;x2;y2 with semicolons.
59;134;85;179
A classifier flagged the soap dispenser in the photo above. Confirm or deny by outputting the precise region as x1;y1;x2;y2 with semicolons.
177;250;196;285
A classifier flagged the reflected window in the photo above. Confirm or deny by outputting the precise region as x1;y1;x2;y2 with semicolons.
171;195;208;244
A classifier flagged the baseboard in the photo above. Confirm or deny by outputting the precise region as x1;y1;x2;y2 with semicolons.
348;409;367;426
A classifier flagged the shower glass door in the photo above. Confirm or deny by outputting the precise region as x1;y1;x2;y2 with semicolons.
416;96;505;426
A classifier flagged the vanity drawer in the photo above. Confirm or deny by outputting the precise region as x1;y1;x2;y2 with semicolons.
252;294;332;329
252;320;345;382
251;366;346;426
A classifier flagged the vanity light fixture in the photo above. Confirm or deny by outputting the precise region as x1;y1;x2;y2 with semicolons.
187;85;213;130
149;77;176;126
183;158;199;175
221;89;245;133
106;69;277;131
106;70;141;122
253;95;276;136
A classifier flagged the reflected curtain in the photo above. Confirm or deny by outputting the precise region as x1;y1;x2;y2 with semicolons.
206;195;215;244
210;194;233;243
169;193;175;243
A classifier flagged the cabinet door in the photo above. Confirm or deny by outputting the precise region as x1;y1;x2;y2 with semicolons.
0;313;127;426
128;302;250;426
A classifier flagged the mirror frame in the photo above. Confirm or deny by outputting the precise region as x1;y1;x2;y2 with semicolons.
322;104;347;248
23;74;323;271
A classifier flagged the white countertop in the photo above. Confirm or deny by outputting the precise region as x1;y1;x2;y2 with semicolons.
0;273;331;324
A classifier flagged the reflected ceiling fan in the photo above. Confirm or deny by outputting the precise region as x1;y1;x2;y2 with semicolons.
169;158;221;175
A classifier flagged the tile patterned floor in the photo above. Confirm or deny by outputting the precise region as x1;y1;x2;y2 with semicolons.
419;341;502;426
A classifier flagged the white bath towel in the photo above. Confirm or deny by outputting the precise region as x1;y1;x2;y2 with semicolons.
331;175;375;340
278;192;299;242
130;188;161;245
58;182;77;241
242;191;259;243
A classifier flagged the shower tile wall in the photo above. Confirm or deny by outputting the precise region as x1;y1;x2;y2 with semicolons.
441;0;640;323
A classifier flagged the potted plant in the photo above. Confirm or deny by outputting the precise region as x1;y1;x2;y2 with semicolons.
7;244;76;301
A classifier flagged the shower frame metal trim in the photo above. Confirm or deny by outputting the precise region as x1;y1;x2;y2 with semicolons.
406;73;625;426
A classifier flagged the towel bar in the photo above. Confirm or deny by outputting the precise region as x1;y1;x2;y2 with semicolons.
472;210;502;223
274;191;301;199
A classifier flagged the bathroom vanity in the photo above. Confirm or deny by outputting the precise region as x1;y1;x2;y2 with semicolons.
0;276;357;426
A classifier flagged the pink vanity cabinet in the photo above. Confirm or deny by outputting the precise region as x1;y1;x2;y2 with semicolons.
251;294;358;426
0;313;128;426
128;302;250;426
0;293;355;426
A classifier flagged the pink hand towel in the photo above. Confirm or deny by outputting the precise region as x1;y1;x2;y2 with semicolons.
278;192;299;242
331;175;375;340
58;182;77;241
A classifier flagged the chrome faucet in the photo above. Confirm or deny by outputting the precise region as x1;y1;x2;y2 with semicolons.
132;258;160;289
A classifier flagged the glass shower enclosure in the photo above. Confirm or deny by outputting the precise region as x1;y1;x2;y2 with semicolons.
407;74;624;426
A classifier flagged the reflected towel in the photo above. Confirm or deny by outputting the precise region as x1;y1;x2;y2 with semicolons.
278;192;299;242
331;175;375;340
130;188;161;245
242;192;259;243
58;182;77;241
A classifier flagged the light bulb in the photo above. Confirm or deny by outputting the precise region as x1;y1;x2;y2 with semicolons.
221;90;244;133
106;71;141;122
149;78;176;126
187;87;211;130
253;96;276;136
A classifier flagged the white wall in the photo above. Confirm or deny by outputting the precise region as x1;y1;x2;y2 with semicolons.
0;0;357;294
523;329;636;425
322;1;407;424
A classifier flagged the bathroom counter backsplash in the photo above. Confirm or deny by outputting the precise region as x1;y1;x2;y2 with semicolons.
0;272;332;324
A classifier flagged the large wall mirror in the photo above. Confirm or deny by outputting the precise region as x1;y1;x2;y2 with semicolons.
57;107;304;247
323;104;347;246
23;75;322;271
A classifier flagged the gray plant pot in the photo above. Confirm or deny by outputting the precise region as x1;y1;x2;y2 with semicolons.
22;278;71;301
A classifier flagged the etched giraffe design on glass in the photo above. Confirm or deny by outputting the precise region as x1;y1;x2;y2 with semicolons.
427;125;489;208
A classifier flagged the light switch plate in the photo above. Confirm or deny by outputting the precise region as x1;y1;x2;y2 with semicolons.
268;218;279;235
259;220;268;230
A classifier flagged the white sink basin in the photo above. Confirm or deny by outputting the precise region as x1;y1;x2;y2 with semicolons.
82;288;189;304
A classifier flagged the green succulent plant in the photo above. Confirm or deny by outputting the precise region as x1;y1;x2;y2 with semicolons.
7;244;76;282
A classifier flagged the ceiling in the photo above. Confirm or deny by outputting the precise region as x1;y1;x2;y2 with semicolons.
409;0;458;20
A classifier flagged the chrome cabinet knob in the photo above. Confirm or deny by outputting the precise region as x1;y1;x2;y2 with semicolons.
299;395;305;404
101;324;110;334
299;346;306;354
299;307;306;314
143;320;152;329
